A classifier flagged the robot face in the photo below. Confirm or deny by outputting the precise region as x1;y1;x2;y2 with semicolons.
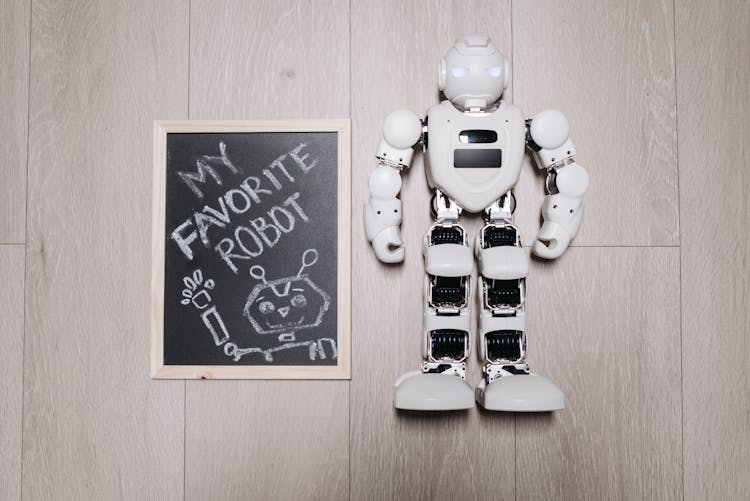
244;276;329;335
242;249;331;336
440;35;508;111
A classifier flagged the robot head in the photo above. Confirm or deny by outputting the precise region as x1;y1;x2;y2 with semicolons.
439;35;509;111
243;249;331;339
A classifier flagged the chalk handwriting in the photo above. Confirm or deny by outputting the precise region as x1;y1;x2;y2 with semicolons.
178;142;240;199
213;192;310;273
170;142;317;272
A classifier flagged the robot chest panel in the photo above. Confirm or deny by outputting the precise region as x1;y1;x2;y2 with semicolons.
425;102;525;213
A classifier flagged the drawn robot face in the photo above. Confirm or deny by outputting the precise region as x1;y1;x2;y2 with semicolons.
243;249;331;342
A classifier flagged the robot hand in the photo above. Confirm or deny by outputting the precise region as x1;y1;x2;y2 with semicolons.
527;109;589;259
534;165;588;259
364;110;423;263
364;166;404;262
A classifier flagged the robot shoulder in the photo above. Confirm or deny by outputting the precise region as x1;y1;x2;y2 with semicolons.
426;100;460;119
497;101;524;122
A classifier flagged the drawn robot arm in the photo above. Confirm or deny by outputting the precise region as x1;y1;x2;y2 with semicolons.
364;109;424;263
526;109;589;259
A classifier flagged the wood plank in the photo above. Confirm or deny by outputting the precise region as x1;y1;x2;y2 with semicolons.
22;1;188;499
512;0;679;246
516;248;682;500
0;0;29;243
676;1;750;499
0;246;24;501
184;2;350;499
350;2;516;500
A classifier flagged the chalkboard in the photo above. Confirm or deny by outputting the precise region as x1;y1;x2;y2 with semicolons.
151;120;351;379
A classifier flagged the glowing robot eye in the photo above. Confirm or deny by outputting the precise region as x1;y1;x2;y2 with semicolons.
451;66;470;78
291;294;307;308
486;66;502;77
258;301;275;314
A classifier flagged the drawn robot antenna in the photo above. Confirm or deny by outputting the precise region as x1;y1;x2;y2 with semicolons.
249;265;268;284
297;248;319;277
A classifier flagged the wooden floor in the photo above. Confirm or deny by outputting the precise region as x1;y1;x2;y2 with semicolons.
1;0;748;499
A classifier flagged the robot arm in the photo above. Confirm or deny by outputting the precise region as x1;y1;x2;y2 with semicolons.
364;109;423;263
526;109;589;259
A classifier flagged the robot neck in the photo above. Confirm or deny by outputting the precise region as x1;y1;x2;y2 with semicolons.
448;98;502;113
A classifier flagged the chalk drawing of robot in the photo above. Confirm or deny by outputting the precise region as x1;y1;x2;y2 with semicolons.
243;249;336;360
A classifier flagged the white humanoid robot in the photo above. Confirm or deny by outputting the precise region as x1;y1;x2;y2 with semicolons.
364;35;589;411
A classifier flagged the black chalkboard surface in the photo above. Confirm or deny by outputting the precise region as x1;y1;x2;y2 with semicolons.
151;121;351;379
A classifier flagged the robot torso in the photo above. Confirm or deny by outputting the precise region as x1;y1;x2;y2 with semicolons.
425;100;526;213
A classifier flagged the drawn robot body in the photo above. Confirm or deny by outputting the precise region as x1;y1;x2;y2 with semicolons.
365;34;590;411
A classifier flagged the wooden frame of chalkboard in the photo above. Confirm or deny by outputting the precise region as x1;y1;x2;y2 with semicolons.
151;120;351;379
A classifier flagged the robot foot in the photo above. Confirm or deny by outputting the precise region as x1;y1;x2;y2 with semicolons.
394;371;475;411
476;374;564;412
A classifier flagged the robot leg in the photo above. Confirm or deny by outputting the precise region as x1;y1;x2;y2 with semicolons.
475;222;565;411
394;217;474;410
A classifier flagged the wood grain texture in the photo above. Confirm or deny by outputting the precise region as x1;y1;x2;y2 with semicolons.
184;2;350;500
0;246;24;501
516;248;682;500
188;0;349;120
0;0;29;243
22;1;188;499
350;2;517;500
512;0;679;247
2;0;746;498
676;1;750;499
